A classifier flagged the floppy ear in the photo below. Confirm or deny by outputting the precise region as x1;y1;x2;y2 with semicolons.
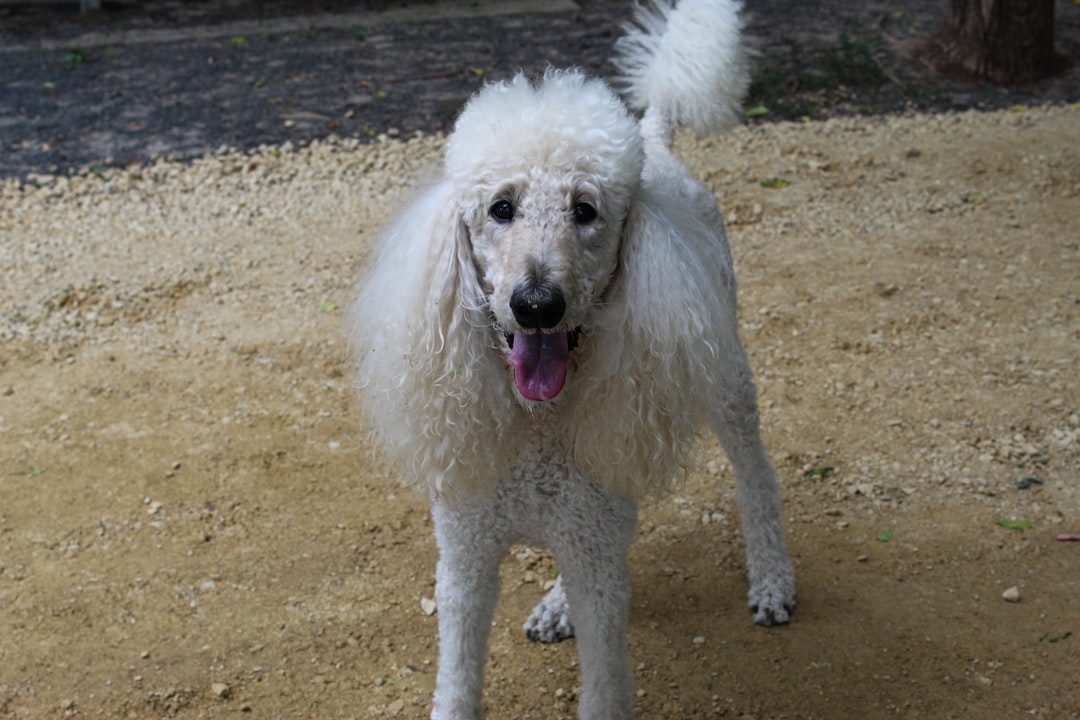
562;185;742;498
350;180;519;500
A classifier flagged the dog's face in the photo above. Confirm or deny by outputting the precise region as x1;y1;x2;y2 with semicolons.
446;71;644;403
468;168;626;402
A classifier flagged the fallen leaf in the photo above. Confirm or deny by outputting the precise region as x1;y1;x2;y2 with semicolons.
996;518;1033;531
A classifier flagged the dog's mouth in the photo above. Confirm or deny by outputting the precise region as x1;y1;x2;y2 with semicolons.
503;328;581;402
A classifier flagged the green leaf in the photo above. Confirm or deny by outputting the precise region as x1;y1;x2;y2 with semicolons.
319;301;338;314
230;36;247;46
876;529;894;542
996;518;1033;531
745;105;769;118
760;178;791;189
64;49;87;64
808;466;834;479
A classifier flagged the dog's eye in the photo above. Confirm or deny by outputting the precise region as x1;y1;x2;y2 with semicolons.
573;202;597;224
490;200;514;223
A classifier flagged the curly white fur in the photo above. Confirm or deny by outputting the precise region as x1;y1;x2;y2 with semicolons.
350;73;736;501
613;0;751;134
349;1;795;717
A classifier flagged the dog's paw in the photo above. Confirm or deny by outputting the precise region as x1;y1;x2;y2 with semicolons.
524;580;574;643
748;563;796;627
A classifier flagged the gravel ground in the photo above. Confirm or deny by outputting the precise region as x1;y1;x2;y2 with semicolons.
2;100;1079;717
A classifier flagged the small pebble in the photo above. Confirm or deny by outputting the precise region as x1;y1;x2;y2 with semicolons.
1002;586;1021;603
211;682;231;699
420;597;437;616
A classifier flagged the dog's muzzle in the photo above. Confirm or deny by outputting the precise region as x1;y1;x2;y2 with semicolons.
502;279;581;402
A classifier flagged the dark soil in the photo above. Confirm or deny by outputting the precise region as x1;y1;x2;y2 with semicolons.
1;0;1078;179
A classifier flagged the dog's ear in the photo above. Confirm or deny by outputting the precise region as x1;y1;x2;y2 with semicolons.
564;186;740;497
350;181;518;500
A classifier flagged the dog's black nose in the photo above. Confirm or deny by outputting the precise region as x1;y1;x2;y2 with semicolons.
510;282;566;330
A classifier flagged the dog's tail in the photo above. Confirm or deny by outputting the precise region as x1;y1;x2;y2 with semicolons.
613;0;749;144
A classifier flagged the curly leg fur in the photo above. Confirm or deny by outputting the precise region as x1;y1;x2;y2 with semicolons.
711;364;796;626
542;480;638;718
431;458;638;720
431;503;508;720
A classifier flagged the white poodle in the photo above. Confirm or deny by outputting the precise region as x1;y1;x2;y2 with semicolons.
349;0;795;717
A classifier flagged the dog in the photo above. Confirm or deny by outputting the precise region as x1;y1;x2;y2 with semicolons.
349;1;795;716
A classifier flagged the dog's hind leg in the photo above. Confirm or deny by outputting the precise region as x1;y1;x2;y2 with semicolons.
430;501;507;720
710;352;796;627
524;573;574;643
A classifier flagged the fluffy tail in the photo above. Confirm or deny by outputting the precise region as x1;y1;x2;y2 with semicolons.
613;0;750;141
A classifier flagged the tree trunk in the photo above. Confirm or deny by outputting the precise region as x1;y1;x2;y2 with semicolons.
923;0;1059;83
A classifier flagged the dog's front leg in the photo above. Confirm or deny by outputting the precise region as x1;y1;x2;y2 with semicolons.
430;501;507;720
547;487;638;720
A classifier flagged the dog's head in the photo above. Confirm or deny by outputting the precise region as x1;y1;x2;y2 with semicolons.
445;70;644;403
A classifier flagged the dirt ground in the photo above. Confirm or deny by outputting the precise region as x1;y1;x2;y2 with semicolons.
3;0;1080;707
2;101;1078;718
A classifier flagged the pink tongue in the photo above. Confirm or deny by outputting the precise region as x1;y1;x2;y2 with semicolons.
509;332;569;401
